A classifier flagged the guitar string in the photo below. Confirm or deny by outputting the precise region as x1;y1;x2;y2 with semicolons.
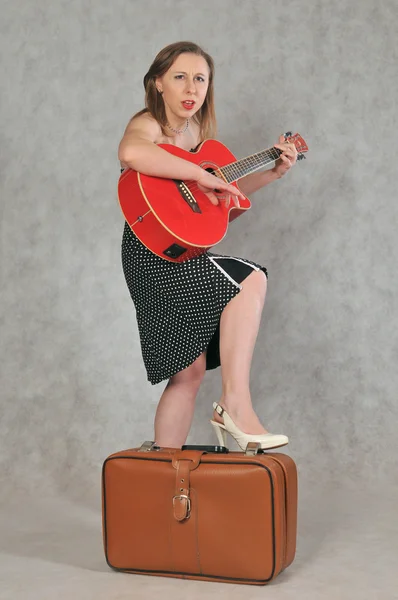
186;147;283;194
184;139;305;195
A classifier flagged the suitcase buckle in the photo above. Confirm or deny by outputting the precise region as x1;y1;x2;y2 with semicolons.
172;494;191;520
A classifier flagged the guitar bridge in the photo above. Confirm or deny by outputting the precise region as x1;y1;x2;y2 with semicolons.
174;180;202;214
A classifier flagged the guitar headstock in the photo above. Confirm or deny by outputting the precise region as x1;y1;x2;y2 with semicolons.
284;131;308;161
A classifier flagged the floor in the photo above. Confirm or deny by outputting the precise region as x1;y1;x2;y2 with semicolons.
1;481;397;600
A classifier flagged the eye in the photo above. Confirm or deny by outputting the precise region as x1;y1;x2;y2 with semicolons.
196;76;205;83
175;75;184;80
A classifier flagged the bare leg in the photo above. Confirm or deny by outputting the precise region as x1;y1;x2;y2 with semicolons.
154;352;206;447
213;269;269;434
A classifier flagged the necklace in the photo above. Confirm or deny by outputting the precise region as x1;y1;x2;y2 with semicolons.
166;119;189;135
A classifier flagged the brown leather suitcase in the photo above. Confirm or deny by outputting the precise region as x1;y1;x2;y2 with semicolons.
102;441;298;585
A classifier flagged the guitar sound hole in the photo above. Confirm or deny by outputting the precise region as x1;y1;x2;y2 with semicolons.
205;167;220;194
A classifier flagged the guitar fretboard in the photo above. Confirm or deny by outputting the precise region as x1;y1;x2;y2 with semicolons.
219;147;282;183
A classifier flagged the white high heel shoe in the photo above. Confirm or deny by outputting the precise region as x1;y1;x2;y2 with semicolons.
210;402;289;451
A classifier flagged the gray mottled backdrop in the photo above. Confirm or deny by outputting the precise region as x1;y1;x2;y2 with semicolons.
1;0;397;508
2;2;398;598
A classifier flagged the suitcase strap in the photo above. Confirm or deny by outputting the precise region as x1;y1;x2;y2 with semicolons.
173;460;192;521
172;450;204;522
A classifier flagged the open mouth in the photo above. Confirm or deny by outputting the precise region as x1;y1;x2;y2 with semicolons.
182;100;196;110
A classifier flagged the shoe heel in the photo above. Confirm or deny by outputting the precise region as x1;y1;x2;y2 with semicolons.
210;420;228;447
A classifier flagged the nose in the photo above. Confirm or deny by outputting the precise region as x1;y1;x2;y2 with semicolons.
185;77;196;94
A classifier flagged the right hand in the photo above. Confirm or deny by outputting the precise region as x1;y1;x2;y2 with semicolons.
196;169;244;207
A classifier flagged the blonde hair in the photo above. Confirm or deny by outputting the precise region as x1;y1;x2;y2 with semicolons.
132;41;216;140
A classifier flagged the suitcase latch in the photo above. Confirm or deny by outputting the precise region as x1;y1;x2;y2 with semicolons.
245;442;262;456
138;441;161;452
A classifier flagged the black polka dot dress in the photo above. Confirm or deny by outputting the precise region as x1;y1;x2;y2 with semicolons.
121;221;268;385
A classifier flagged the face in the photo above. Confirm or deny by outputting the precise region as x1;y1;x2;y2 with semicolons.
156;53;210;123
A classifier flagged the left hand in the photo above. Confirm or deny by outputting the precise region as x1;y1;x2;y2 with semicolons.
272;134;298;178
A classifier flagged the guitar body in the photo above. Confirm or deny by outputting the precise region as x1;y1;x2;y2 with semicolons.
118;139;251;262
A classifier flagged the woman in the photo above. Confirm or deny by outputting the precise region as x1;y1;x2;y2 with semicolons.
118;41;298;450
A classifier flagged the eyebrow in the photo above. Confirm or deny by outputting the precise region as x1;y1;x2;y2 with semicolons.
172;71;207;77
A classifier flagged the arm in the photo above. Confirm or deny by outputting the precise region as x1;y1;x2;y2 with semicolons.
118;114;202;181
238;168;281;197
238;134;299;197
118;113;245;205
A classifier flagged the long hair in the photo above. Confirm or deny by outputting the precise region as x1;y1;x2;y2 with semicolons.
132;41;216;140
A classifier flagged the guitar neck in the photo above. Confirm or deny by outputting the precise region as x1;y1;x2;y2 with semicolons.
219;146;282;183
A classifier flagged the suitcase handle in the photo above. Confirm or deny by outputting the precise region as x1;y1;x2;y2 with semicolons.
138;441;229;453
139;441;266;455
181;444;229;453
182;443;266;455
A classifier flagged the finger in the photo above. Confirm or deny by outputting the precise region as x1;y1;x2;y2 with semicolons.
218;186;244;199
233;189;244;199
282;149;296;160
280;155;292;167
274;143;294;152
214;177;244;198
274;145;296;162
222;182;244;198
286;146;297;159
274;144;286;154
223;195;240;209
275;142;295;150
286;143;298;156
206;192;219;206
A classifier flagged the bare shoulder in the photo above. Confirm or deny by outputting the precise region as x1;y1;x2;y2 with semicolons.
122;111;162;143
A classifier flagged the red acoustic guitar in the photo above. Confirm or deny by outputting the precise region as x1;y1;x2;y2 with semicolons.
118;132;308;262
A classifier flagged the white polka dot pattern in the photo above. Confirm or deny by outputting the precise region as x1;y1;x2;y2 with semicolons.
121;222;267;385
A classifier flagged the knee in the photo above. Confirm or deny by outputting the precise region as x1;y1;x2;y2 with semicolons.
168;352;206;392
185;356;207;386
257;269;268;292
245;269;267;299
